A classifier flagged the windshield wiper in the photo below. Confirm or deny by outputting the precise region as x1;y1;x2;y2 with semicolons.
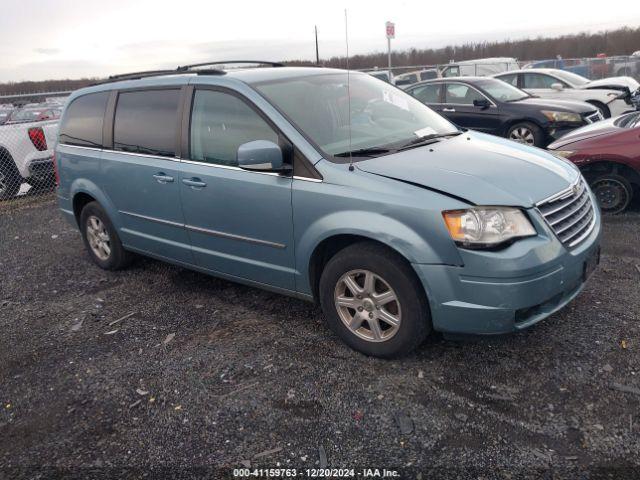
334;147;393;158
397;131;462;151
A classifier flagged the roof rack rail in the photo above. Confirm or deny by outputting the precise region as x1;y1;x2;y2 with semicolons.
176;60;285;70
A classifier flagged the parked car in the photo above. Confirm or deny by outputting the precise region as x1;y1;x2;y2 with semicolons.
440;57;519;78
548;111;640;214
393;69;439;88
494;68;639;118
405;77;602;147
0;107;14;125
522;58;589;77
365;69;393;83
56;64;601;358
0;117;58;199
5;105;60;124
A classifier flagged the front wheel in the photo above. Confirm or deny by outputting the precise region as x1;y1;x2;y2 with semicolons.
589;173;633;214
319;242;431;358
80;201;132;270
507;122;544;147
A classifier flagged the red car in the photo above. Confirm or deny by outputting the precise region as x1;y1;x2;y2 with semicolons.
548;111;640;214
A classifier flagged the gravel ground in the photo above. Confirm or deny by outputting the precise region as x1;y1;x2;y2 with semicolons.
0;196;639;479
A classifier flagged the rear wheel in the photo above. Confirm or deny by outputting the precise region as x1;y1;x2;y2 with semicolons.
507;122;544;147
80;201;132;270
0;150;22;200
319;242;431;358
589;173;633;214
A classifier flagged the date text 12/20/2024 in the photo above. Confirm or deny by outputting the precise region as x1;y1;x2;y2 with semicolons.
232;468;400;478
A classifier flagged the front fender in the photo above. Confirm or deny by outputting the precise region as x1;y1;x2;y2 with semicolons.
295;209;454;295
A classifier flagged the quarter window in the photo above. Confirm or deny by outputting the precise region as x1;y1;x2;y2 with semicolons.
444;84;486;105
189;90;278;167
113;89;180;157
59;92;109;147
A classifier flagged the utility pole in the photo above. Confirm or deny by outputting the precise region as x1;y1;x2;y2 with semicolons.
315;25;320;65
386;21;395;75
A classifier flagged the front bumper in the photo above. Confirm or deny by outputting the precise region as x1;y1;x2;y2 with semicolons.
413;200;602;335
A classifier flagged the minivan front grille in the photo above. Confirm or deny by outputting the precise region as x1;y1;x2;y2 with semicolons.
537;177;596;248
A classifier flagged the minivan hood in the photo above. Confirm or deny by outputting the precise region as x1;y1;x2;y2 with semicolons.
547;116;620;149
357;132;579;207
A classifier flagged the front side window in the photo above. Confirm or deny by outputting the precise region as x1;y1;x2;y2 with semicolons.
59;91;110;147
410;84;441;104
190;90;278;166
522;73;565;89
497;73;518;87
253;72;457;158
444;84;486;105
113;89;180;157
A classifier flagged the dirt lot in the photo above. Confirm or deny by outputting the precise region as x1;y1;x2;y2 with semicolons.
1;196;639;479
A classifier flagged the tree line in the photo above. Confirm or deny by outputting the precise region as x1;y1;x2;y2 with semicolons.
1;26;639;96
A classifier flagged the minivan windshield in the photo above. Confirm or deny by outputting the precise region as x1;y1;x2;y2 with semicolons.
253;72;458;158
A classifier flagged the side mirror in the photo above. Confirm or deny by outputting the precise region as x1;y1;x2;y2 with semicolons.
550;83;564;91
473;98;490;109
237;140;289;172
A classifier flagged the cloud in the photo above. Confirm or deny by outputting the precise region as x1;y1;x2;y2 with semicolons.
34;48;60;55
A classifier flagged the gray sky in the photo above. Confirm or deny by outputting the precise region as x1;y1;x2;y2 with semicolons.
0;0;638;82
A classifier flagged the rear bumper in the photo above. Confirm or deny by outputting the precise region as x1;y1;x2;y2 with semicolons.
28;156;54;181
413;205;602;335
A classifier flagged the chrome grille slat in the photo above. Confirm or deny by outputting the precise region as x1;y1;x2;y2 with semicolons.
537;177;596;248
548;191;589;226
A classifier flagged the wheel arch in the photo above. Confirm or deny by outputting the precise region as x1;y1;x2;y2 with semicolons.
69;179;119;228
502;117;544;138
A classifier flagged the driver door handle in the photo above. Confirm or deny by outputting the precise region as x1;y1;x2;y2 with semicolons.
182;178;207;189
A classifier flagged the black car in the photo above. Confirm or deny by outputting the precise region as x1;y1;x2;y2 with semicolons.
405;77;603;147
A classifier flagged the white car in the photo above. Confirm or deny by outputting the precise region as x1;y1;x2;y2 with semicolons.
493;68;639;118
440;57;520;78
0;116;58;199
393;69;439;88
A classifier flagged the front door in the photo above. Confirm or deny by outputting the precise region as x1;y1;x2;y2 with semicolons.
179;88;296;291
441;83;502;133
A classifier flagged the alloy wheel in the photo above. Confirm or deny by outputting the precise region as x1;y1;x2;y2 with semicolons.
86;215;111;260
509;127;535;145
334;269;402;343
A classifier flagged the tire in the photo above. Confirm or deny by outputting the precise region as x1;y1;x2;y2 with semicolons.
0;149;22;200
507;122;545;147
589;173;633;214
319;241;431;358
586;101;611;119
79;201;132;270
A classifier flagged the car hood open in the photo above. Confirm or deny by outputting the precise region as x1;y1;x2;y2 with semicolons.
356;131;579;207
584;76;640;92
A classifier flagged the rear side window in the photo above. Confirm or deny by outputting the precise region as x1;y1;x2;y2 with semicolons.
113;89;180;157
189;90;278;167
59;92;109;147
498;73;518;86
411;84;441;104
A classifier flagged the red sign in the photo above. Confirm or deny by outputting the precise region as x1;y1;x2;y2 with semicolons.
386;21;395;39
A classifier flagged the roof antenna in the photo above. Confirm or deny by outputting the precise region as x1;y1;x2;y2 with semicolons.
344;9;354;172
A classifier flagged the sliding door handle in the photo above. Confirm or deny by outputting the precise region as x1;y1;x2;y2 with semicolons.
153;173;174;183
442;108;456;112
182;178;207;189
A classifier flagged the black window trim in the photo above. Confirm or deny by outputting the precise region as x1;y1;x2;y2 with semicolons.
182;84;322;181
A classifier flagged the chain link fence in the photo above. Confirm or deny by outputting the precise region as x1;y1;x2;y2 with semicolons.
0;92;69;203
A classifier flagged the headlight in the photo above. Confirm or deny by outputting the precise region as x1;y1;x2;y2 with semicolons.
553;150;575;159
442;207;536;248
541;110;582;123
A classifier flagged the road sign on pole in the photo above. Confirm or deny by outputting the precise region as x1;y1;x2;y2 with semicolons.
386;21;394;76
